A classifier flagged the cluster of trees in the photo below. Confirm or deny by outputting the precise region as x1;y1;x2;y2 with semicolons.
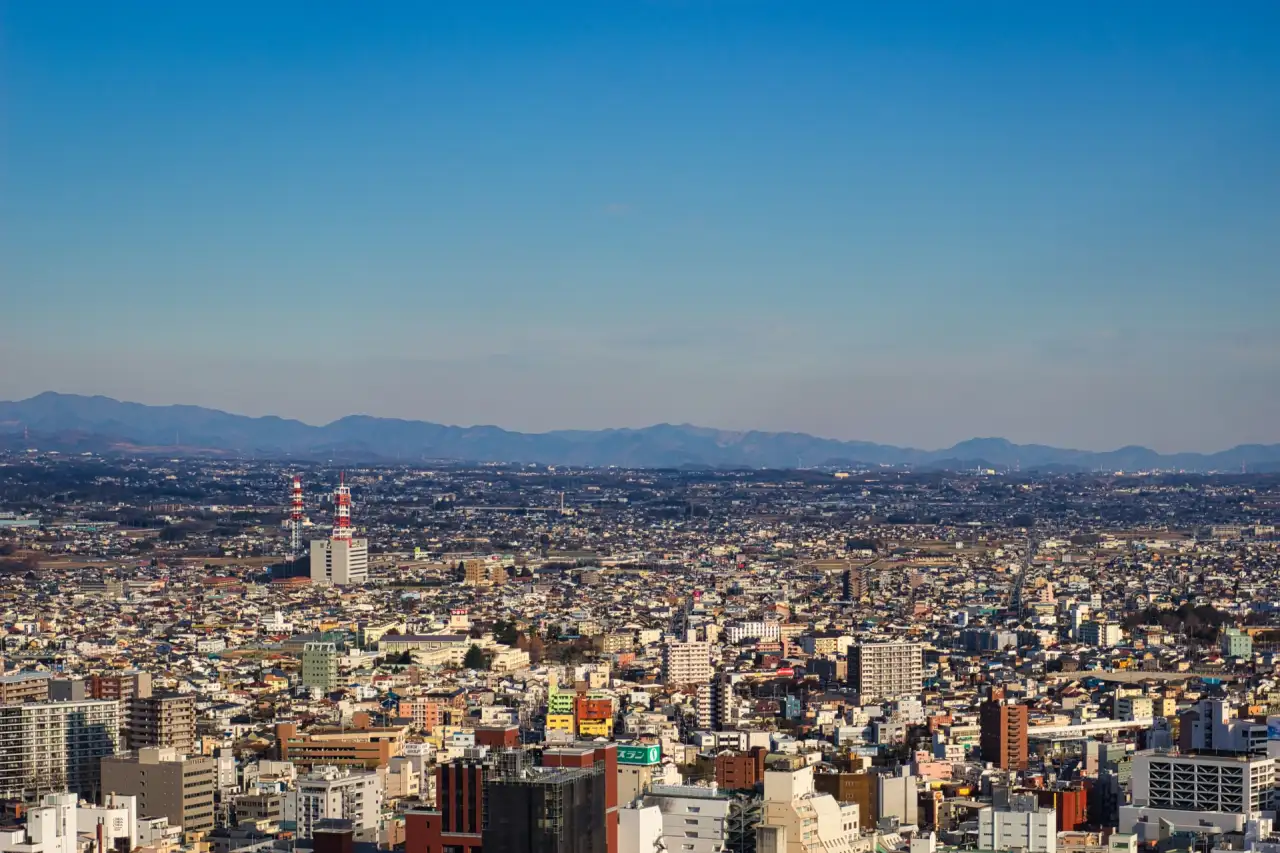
1122;602;1234;641
0;542;39;575
377;651;414;667
463;644;491;671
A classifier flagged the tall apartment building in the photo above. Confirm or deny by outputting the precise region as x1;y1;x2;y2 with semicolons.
284;766;383;841
662;640;714;686
87;671;152;737
302;643;340;692
1122;751;1275;840
841;567;866;602
847;643;923;700
0;672;51;705
127;693;195;755
980;700;1029;771
101;747;216;839
695;678;734;731
0;700;121;799
310;538;369;586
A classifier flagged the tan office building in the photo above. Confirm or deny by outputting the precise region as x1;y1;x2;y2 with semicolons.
101;747;216;839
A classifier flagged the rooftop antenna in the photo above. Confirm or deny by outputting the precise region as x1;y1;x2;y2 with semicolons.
290;475;304;558
331;472;353;541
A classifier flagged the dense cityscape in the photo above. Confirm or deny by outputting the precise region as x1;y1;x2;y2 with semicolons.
1;452;1278;853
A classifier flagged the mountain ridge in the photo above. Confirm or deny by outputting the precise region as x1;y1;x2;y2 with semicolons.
1;392;1278;471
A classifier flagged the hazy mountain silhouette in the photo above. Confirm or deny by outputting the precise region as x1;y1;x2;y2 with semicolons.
2;392;1277;471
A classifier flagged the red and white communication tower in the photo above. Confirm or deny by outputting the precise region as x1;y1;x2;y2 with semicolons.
331;473;353;541
290;475;304;557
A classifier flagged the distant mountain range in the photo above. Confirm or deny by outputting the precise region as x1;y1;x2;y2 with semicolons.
1;392;1278;472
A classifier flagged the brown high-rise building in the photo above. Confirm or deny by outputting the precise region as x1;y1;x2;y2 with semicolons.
405;760;487;853
980;700;1029;771
128;693;196;754
462;559;507;587
814;771;879;824
715;747;768;791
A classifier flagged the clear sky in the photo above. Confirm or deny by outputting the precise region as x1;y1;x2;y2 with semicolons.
3;1;1278;452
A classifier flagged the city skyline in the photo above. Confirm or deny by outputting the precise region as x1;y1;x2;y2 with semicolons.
5;2;1280;450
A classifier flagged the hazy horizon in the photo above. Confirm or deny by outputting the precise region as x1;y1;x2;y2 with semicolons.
6;389;1279;456
5;2;1279;452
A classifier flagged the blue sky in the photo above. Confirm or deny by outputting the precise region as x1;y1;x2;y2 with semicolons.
4;1;1278;451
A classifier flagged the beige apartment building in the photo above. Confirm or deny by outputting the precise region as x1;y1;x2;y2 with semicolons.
847;642;924;700
127;693;196;754
0;672;51;705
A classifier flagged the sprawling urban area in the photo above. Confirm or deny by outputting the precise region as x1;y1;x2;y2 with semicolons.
1;453;1279;853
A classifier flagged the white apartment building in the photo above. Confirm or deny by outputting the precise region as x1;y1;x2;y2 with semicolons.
978;795;1057;853
643;784;735;853
619;804;665;853
725;621;782;644
285;765;382;840
757;758;859;853
1122;751;1276;841
663;641;714;686
261;611;293;633
878;769;919;828
0;793;78;853
1115;697;1154;722
847;643;923;700
310;538;369;586
1079;621;1122;648
0;700;121;799
77;794;139;852
0;793;138;853
1181;699;1270;756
